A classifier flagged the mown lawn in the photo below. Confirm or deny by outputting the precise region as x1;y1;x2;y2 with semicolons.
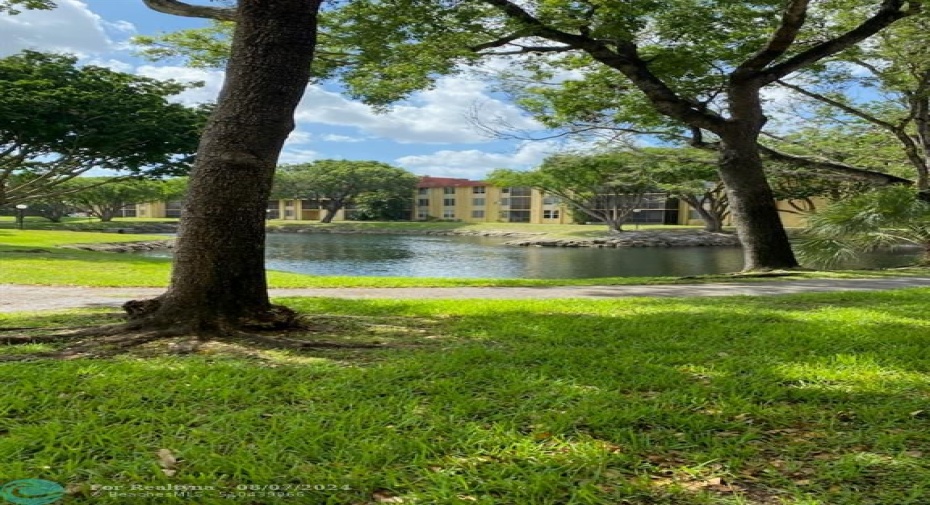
2;290;930;504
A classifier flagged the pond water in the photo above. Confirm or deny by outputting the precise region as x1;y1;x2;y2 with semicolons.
137;233;922;279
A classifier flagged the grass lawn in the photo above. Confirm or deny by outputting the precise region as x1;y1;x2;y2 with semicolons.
2;289;930;503
3;229;929;288
0;216;179;231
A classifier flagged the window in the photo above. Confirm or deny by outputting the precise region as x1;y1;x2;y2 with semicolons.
417;199;430;207
118;204;137;218
510;187;531;197
472;198;485;206
443;209;455;219
166;200;184;218
501;188;510;194
543;196;561;205
443;198;456;207
417;211;429;220
418;188;428;195
471;210;485;219
543;210;560;220
472;186;486;194
500;198;510;206
262;200;281;219
443;187;456;195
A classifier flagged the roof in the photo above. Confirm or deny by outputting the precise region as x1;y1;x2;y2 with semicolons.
416;176;487;188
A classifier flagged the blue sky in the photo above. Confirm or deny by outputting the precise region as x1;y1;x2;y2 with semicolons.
0;0;569;179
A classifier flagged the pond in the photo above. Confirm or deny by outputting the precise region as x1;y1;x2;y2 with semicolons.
137;233;922;279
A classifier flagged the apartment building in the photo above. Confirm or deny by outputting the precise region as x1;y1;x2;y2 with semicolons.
134;175;816;227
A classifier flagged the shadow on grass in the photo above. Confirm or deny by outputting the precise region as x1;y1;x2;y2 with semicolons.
2;290;930;503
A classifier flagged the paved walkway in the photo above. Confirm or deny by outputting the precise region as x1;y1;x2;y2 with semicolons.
3;277;930;312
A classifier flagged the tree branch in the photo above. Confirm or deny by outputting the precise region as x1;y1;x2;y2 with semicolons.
141;0;237;21
734;0;809;77
479;45;574;56
479;0;728;133
470;32;531;52
759;0;919;84
776;79;900;131
759;144;914;185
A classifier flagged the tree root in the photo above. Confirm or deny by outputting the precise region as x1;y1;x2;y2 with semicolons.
0;321;386;362
232;332;384;349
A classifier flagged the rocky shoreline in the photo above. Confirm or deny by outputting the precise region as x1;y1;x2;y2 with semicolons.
60;226;742;251
505;230;741;248
62;240;175;253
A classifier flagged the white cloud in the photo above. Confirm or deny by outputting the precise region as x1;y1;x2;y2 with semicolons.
321;134;365;143
295;75;542;144
135;65;225;105
278;148;321;165
84;58;135;73
285;131;314;146
395;141;562;178
102;19;136;34
0;0;113;56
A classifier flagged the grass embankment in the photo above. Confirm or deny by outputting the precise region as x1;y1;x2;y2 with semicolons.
0;216;179;231
0;216;689;237
2;228;929;288
2;290;930;504
266;219;700;239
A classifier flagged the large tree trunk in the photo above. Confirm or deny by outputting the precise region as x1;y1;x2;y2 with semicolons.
320;202;341;223
680;194;725;233
718;128;799;270
696;207;724;233
127;0;322;334
915;92;930;196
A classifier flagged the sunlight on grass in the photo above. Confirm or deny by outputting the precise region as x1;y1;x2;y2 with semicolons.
0;229;165;247
2;290;930;503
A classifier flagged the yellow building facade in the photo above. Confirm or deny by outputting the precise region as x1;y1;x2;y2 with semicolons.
135;176;818;228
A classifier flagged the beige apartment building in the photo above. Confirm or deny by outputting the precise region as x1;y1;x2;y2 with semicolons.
135;175;816;228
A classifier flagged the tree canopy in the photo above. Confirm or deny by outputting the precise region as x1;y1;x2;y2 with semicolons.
772;14;930;192
273;160;418;223
0;51;209;206
489;152;658;233
65;177;188;222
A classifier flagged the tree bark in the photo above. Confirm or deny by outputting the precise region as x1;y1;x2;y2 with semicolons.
718;128;799;270
915;93;930;194
696;206;724;233
128;0;322;333
680;193;727;233
320;202;341;223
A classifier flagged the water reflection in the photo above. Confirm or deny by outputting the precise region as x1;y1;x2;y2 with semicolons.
137;233;922;279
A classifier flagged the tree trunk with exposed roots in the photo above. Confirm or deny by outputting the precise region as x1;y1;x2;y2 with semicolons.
125;0;322;336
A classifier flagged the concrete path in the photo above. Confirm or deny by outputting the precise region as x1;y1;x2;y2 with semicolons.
3;277;930;312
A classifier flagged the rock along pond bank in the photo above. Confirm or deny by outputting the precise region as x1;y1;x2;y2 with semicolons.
62;224;742;251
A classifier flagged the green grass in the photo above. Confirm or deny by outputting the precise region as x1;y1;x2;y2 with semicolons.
0;216;179;231
0;229;167;247
2;289;930;503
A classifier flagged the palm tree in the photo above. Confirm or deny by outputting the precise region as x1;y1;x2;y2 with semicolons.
796;186;930;268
